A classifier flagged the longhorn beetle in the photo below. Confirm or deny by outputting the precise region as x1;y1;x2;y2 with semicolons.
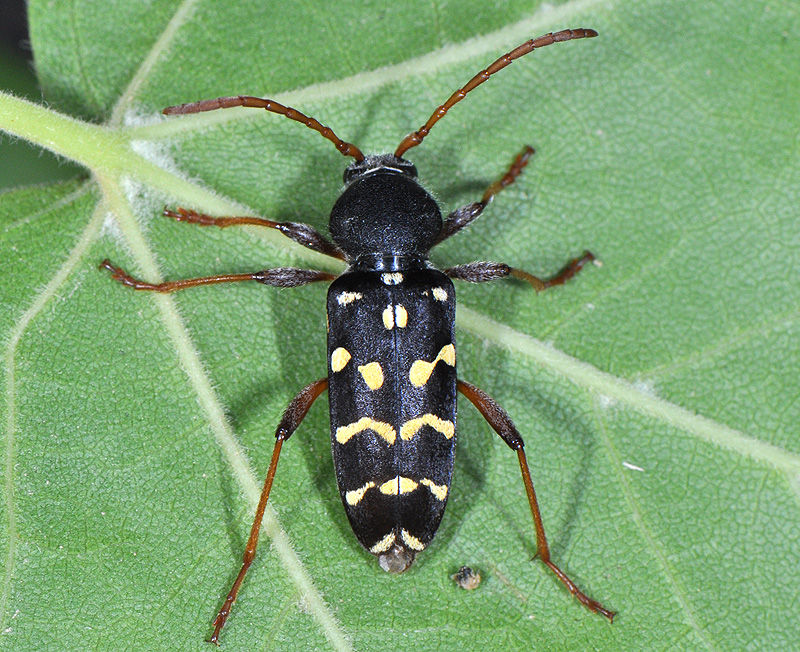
101;27;614;643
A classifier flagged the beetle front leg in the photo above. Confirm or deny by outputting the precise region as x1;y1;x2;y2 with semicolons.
162;207;345;260
434;146;535;245
457;380;615;621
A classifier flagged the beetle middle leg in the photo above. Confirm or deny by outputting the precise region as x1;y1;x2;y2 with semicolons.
457;379;615;622
99;259;336;293
443;252;595;292
435;145;596;292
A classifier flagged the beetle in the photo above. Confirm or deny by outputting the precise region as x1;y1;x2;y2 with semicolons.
100;27;614;643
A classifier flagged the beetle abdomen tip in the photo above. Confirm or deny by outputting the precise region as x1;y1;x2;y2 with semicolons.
378;545;416;574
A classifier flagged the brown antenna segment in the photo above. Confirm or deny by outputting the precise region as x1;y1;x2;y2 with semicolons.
395;28;597;158
163;95;365;161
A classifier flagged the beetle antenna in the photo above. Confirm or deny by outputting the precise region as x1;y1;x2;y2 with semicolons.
163;95;365;161
394;28;597;158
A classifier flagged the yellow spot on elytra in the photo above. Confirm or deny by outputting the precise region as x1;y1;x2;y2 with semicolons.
358;361;384;390
395;305;408;327
399;476;418;494
408;344;456;387
336;417;396;445
331;347;351;372
401;529;426;551
382;304;394;329
400;414;455;440
420;478;449;501
337;291;363;305
345;481;376;505
383;304;409;329
432;287;448;301
439;343;455;366
409;361;431;387
378;478;398;495
382;272;403;285
369;532;396;553
379;476;418;496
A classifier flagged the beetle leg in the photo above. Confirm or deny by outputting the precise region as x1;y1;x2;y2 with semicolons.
210;378;329;645
434;146;534;245
443;251;595;292
457;379;615;622
162;207;345;260
100;259;336;293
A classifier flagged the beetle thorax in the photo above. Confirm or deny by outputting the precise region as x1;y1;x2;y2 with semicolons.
329;156;442;262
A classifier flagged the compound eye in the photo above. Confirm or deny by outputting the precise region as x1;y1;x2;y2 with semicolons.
394;158;418;178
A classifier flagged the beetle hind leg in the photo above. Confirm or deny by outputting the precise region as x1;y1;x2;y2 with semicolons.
209;378;329;644
457;379;615;622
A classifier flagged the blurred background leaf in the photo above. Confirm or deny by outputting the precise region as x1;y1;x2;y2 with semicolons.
0;0;81;190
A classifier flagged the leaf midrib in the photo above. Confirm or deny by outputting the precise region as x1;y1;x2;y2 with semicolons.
458;305;800;481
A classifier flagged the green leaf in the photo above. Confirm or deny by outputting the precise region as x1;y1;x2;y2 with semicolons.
2;0;799;650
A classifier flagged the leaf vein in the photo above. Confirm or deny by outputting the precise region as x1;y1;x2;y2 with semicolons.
592;403;721;652
110;0;203;126
98;176;353;651
1;183;100;634
457;306;800;475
